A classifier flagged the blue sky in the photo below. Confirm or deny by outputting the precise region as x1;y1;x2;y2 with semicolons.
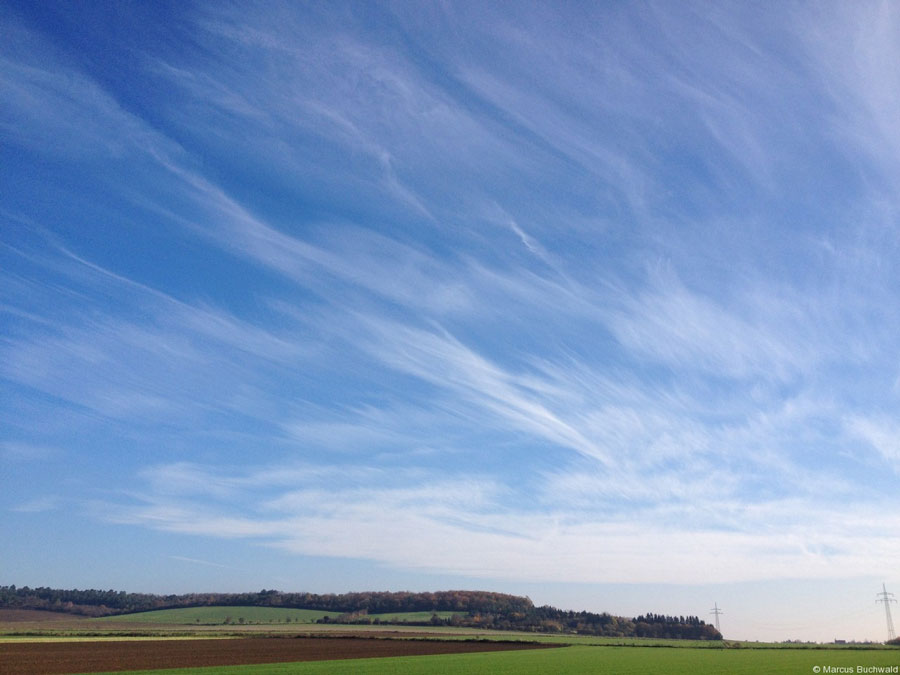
2;0;899;642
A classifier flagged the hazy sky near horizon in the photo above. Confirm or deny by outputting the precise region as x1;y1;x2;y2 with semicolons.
2;0;899;642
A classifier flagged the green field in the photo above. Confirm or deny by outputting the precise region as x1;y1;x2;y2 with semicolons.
89;644;900;675
366;611;460;622
94;607;334;625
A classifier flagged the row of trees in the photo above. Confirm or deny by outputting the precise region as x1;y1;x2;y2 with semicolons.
329;606;720;639
632;613;721;640
0;585;721;639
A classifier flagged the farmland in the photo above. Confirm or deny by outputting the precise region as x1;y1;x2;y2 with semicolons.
2;617;899;675
1;605;897;675
91;646;900;675
0;636;554;674
3;638;898;675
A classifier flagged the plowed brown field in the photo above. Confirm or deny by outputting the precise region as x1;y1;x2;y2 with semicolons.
1;636;556;674
0;610;87;622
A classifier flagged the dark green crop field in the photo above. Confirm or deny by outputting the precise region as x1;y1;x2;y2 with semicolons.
92;643;900;675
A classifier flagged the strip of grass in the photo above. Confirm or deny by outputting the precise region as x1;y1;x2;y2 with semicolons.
86;644;900;675
94;607;333;625
12;620;897;649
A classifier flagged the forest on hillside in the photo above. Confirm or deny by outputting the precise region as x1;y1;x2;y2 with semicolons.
0;585;721;640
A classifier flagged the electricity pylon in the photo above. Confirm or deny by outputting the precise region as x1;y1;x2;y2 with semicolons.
876;583;896;641
710;602;723;634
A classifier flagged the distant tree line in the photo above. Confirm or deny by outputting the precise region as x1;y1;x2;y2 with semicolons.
0;585;721;639
368;606;720;639
631;613;718;640
0;586;531;617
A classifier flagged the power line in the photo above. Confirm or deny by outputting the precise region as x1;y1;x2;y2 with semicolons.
876;583;896;642
710;602;723;634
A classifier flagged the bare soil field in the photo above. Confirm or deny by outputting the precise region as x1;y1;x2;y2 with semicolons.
0;636;555;674
0;611;87;623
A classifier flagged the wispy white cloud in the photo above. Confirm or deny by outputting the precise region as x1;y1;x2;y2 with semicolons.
169;555;231;569
0;442;58;462
150;11;515;224
845;416;900;471
355;318;611;464
603;266;809;381
12;496;60;513
101;459;900;584
137;155;475;316
0;19;186;166
1;245;316;429
800;0;900;181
